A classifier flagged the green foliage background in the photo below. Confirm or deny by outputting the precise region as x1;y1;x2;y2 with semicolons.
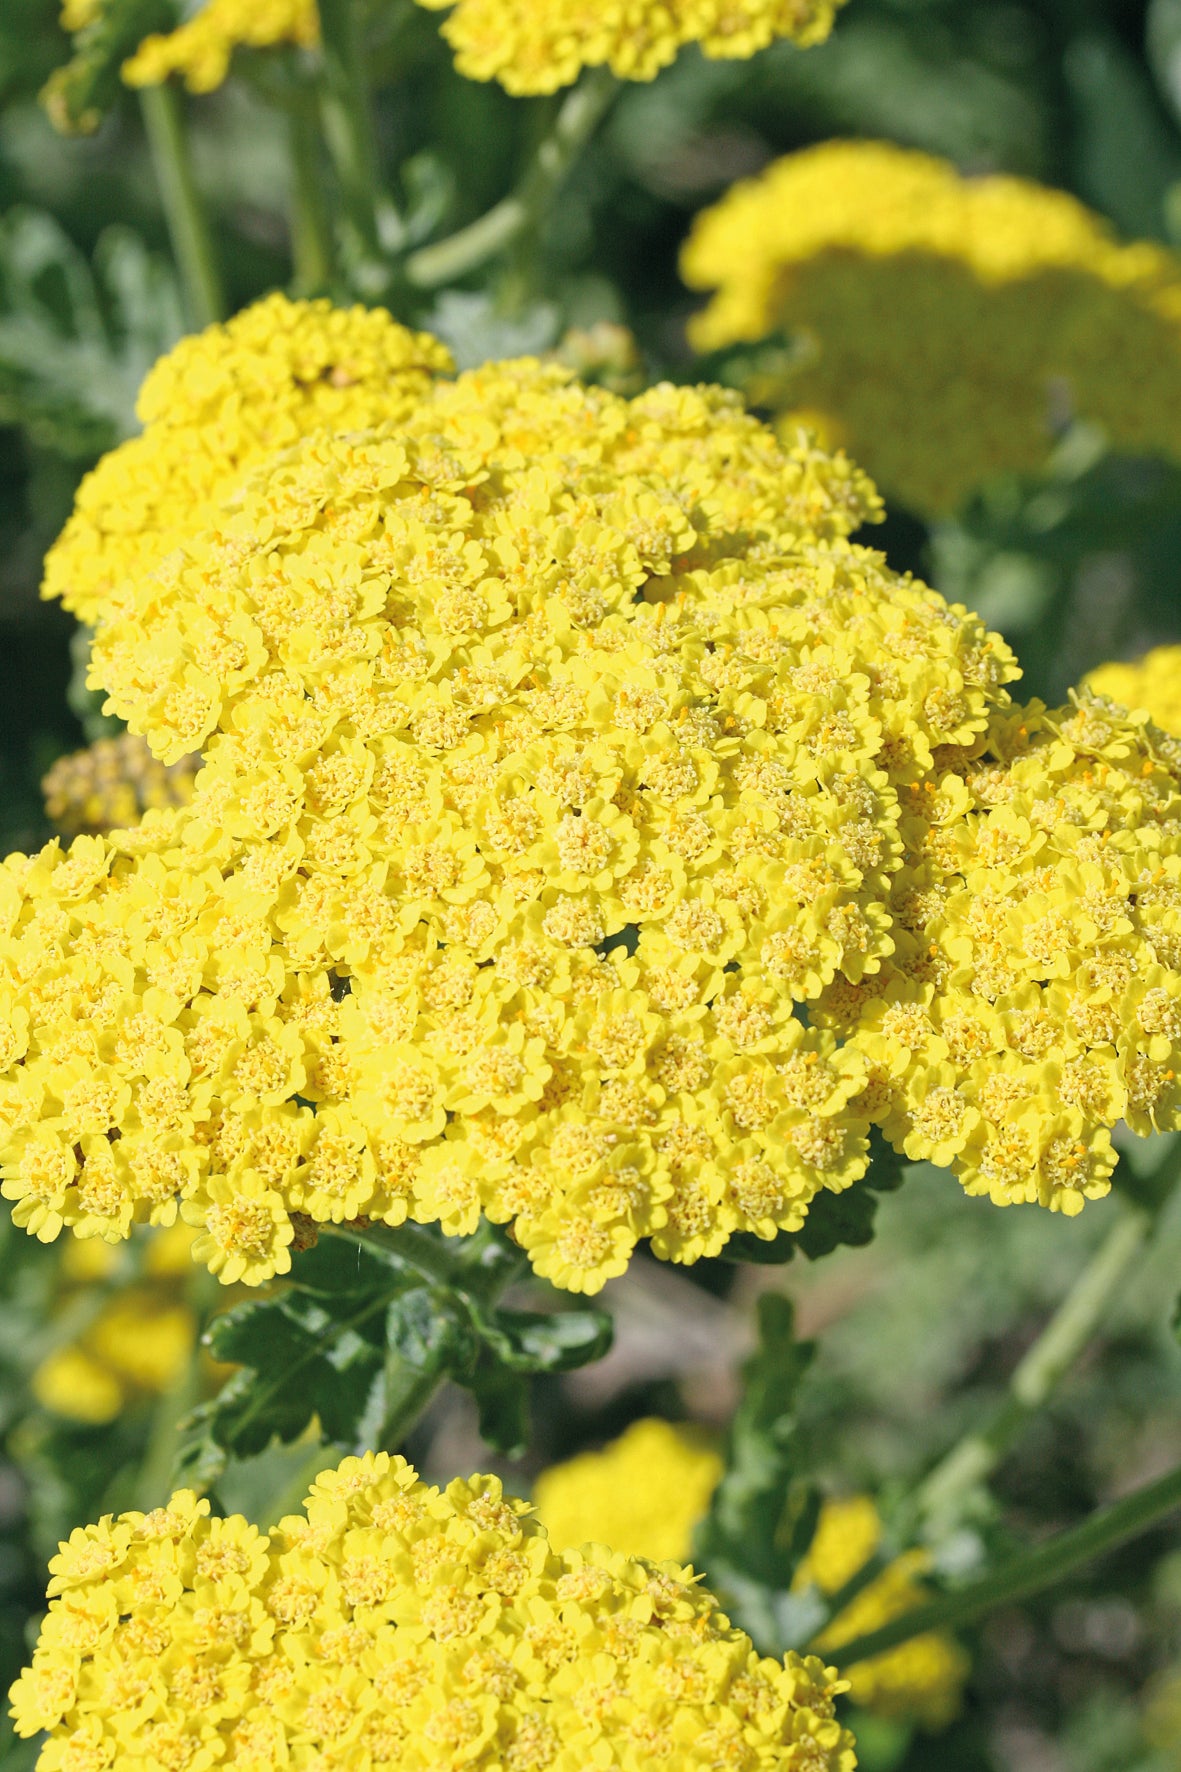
5;4;1181;1770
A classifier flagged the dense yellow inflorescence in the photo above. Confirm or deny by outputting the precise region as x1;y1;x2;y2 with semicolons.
32;1225;200;1426
682;140;1181;515
3;323;1023;1294
9;1451;857;1772
413;0;846;95
534;1419;724;1565
43;735;200;838
122;0;319;92
1086;646;1181;739
825;696;1181;1212
42;293;452;626
535;1419;967;1729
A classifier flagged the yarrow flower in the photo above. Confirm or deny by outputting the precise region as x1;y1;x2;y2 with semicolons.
681;140;1181;515
121;0;318;91
42;292;452;625
43;734;200;837
31;1224;200;1425
6;297;1180;1292
9;1450;857;1772
535;1418;968;1728
1086;646;1181;737
414;0;848;96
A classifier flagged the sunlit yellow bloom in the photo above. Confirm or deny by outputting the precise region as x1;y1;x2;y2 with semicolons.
538;1419;968;1728
683;140;1181;514
122;0;318;92
42;293;452;625
1086;646;1181;737
11;1452;857;1772
415;0;847;95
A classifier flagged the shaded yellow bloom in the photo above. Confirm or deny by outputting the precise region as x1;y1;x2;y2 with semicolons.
1086;646;1181;737
683;140;1181;514
415;0;847;95
30;1223;206;1425
538;1419;967;1728
42;293;452;626
43;733;200;837
122;0;319;92
10;1451;857;1772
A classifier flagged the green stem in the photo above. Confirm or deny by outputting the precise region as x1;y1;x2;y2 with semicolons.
317;0;396;288
325;1218;527;1300
138;82;224;328
405;66;618;289
824;1461;1181;1667
136;1343;205;1512
288;90;336;296
913;1199;1152;1530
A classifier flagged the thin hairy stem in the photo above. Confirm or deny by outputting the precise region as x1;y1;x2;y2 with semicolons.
317;0;397;288
288;90;337;295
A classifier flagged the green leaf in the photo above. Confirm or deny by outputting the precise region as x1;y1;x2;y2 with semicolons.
41;0;177;135
693;1294;818;1602
475;1306;614;1373
466;1356;531;1460
0;208;183;458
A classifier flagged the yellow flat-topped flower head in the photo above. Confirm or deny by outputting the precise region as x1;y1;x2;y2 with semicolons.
683;140;1181;515
1;328;1029;1292
538;1418;968;1727
10;1451;858;1772
43;734;200;837
42;293;452;626
415;0;847;95
122;0;319;93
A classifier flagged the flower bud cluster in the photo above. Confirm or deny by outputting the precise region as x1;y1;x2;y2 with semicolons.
43;735;199;837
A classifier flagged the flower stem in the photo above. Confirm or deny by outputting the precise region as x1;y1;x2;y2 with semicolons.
822;1460;1181;1667
404;66;618;289
913;1198;1152;1531
138;82;224;328
317;0;396;291
288;89;337;296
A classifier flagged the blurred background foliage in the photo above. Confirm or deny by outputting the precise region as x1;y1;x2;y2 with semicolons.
5;2;1181;1770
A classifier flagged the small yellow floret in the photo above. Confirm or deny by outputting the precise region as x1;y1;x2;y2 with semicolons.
1086;646;1181;738
10;1452;857;1772
538;1418;968;1728
414;0;847;95
683;140;1181;514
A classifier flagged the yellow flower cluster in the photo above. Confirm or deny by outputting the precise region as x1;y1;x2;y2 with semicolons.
5;320;1028;1294
414;0;846;96
824;695;1181;1213
796;1498;967;1731
534;1418;724;1564
32;1225;199;1426
122;0;319;93
42;293;452;626
682;140;1181;515
536;1420;965;1728
9;1451;857;1772
1086;646;1181;738
43;735;200;838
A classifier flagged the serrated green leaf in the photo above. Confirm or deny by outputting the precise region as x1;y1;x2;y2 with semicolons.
466;1355;531;1460
41;0;177;135
694;1294;818;1610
